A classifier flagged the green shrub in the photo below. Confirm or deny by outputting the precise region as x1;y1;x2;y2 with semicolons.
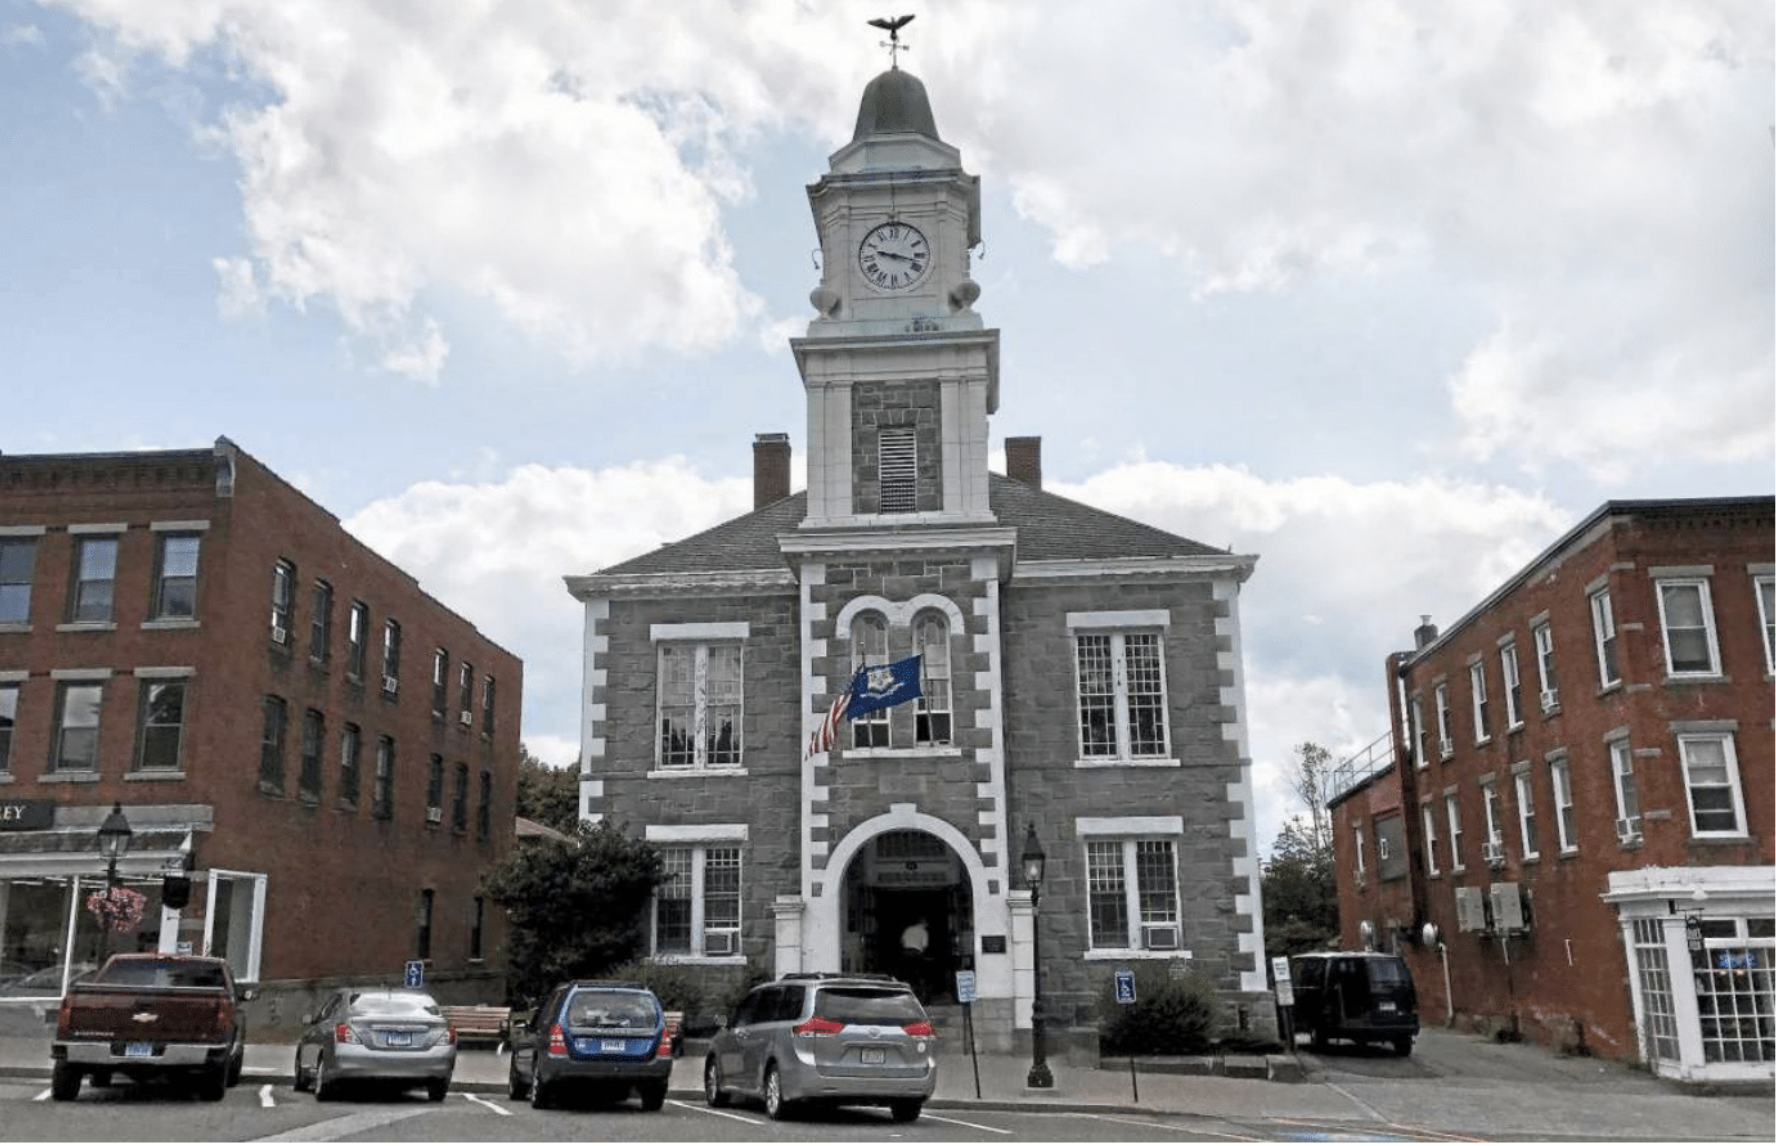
1097;964;1217;1055
605;959;708;1019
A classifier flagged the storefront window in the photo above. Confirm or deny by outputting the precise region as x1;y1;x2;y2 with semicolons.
1695;918;1776;1064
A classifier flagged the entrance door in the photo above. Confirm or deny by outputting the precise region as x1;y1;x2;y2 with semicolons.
842;830;972;1004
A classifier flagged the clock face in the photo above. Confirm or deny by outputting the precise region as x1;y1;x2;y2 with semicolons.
858;222;931;292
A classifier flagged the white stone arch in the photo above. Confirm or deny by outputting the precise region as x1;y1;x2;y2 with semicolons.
805;803;1008;976
833;593;966;639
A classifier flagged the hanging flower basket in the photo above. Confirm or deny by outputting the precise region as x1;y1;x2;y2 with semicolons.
86;886;148;934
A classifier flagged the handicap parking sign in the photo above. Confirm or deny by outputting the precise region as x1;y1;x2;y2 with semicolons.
1114;968;1136;1005
404;960;425;988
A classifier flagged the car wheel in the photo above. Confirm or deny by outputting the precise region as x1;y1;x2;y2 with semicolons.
292;1048;311;1092
703;1057;729;1107
313;1055;337;1102
506;1059;528;1101
227;1042;244;1087
763;1063;789;1121
890;1098;924;1123
198;1061;228;1102
640;1081;666;1112
50;1061;80;1102
1393;1036;1413;1057
529;1077;551;1110
427;1077;450;1102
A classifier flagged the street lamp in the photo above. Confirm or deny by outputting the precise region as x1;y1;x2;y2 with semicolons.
1021;823;1053;1089
94;803;132;962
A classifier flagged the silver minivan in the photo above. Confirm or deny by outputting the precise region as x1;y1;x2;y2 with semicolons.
703;973;936;1122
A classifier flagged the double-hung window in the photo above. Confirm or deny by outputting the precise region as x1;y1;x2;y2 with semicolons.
309;580;332;662
136;680;186;772
476;770;492;841
54;682;104;773
1590;586;1620;687
425;755;445;823
1469;660;1491;744
0;683;17;771
381;621;402;694
1655;578;1721;677
0;535;36;625
457;662;475;726
431;648;450;717
1353;824;1367;883
652;839;743;958
657;634;744;769
71;536;119;624
1533;621;1558;712
1409;697;1426;769
1480;781;1504;849
373;737;395;820
1072;616;1170;762
347;602;369;679
914;614;952;746
1084;835;1182;952
153;533;201;620
1677;732;1746;837
1513;768;1540;859
1445;793;1465;871
850;613;890;748
1757;574;1775;675
259;695;287;794
270;559;296;645
298;709;324;801
1420;803;1440;876
1434;683;1452;758
1548;755;1576;852
451;763;470;832
339;724;361;808
1500;641;1523;729
1609;738;1641;840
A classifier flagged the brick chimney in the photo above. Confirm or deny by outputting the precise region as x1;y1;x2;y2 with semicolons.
1006;436;1042;490
1414;615;1439;650
753;432;791;509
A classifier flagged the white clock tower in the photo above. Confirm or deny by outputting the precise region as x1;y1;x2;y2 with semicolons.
791;63;1000;530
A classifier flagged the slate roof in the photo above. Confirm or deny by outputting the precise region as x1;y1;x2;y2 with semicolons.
595;474;1226;577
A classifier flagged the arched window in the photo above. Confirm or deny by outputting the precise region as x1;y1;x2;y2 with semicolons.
851;612;890;748
915;614;951;746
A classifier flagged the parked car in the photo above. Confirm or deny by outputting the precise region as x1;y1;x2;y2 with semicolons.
4;963;96;996
703;972;936;1122
292;987;456;1101
1289;951;1420;1055
506;981;672;1110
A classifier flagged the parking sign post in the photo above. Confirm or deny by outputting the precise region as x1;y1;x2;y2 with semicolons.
1114;968;1138;1103
955;969;981;1099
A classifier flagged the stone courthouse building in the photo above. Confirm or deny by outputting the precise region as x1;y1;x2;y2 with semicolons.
566;63;1272;1050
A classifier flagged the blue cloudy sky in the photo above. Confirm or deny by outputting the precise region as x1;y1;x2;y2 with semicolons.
3;1;1770;852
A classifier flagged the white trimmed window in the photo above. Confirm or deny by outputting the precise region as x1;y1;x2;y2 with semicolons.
1481;781;1504;847
1549;756;1576;853
72;537;119;624
878;426;917;513
1420;803;1440;876
1656;579;1721;677
153;534;201;621
1590;587;1620;687
136;680;187;772
1513;770;1540;859
1353;824;1367;883
1678;733;1746;837
1445;793;1465;871
381;620;402;692
851;612;890;749
270;558;295;645
658;641;744;769
1084;837;1181;952
1434;683;1452;758
1533;622;1558;712
914;613;952;746
0;682;17;771
1074;631;1169;761
654;843;742;958
1500;641;1523;729
1757;575;1775;675
1469;661;1491;744
1410;697;1427;769
0;536;36;624
54;682;105;773
1609;739;1641;840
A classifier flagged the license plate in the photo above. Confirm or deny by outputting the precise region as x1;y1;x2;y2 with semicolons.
385;1031;412;1046
125;1042;154;1059
601;1038;626;1054
859;1048;886;1065
1378;1002;1397;1013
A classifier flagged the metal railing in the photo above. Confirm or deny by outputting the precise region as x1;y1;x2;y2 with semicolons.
1329;731;1396;801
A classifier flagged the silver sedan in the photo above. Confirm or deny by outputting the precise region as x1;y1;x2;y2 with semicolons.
292;987;456;1101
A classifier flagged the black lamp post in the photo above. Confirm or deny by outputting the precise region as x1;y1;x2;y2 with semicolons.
94;803;132;963
1021;823;1053;1089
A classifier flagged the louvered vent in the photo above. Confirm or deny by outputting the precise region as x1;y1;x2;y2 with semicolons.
879;428;917;513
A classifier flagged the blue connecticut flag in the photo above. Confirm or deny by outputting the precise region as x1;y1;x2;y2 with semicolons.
845;655;922;720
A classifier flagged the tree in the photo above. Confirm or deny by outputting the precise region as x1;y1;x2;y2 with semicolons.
1263;815;1340;960
515;744;580;836
479;819;664;1003
1285;741;1336;857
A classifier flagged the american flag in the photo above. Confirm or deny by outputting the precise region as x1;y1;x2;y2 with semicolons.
806;679;855;759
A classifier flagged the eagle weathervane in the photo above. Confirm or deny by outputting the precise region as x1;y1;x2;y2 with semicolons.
869;14;914;68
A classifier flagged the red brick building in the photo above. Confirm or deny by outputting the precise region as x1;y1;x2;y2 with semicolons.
0;440;520;1005
1330;496;1774;1084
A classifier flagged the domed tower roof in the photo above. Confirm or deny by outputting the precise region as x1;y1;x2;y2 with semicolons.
851;68;942;142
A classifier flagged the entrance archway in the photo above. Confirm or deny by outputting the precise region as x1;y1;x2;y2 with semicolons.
840;829;973;1005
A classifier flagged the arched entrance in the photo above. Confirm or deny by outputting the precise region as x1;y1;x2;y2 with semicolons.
840;828;973;1004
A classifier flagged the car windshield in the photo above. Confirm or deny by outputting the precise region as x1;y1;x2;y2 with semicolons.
566;991;653;1029
1367;959;1410;988
815;987;925;1025
349;992;440;1016
95;959;226;989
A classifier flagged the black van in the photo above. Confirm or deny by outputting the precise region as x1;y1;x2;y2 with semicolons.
1289;951;1419;1055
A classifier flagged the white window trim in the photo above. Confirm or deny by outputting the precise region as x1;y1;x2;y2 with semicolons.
1549;756;1577;854
1434;682;1453;758
1445;793;1465;872
1654;577;1722;679
1533;622;1558;711
1676;732;1747;839
653;639;746;774
1755;572;1776;676
648;836;745;963
1500;641;1523;729
1513;770;1540;860
1469;660;1491;745
1608;738;1640;838
1480;781;1504;846
1590;587;1620;688
1067;610;1172;631
1410;697;1427;769
1353;825;1367;882
1421;803;1440;876
1071;629;1175;766
1079;830;1184;957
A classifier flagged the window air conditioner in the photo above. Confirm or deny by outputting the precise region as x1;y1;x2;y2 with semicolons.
1454;885;1488;933
383;675;400;694
271;625;288;645
702;929;738;957
1481;840;1506;868
1539;689;1559;713
1141;923;1181;951
1438;737;1454;759
425;807;443;824
458;710;473;727
1615;816;1641;843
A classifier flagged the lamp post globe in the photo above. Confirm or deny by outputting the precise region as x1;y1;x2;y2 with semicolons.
94;803;132;963
1021;823;1054;1089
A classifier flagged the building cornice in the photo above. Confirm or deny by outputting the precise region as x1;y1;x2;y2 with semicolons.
1012;554;1258;587
564;569;797;602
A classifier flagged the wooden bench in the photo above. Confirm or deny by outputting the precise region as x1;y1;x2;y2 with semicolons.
441;1004;510;1046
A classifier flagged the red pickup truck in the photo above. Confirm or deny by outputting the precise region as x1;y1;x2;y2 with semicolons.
51;953;251;1101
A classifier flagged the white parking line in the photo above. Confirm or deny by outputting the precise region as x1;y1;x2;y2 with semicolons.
670;1098;763;1123
259;1083;276;1108
463;1093;511;1116
250;1107;433;1141
31;1087;49;1102
1069;1112;1263;1140
921;1112;1014;1134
